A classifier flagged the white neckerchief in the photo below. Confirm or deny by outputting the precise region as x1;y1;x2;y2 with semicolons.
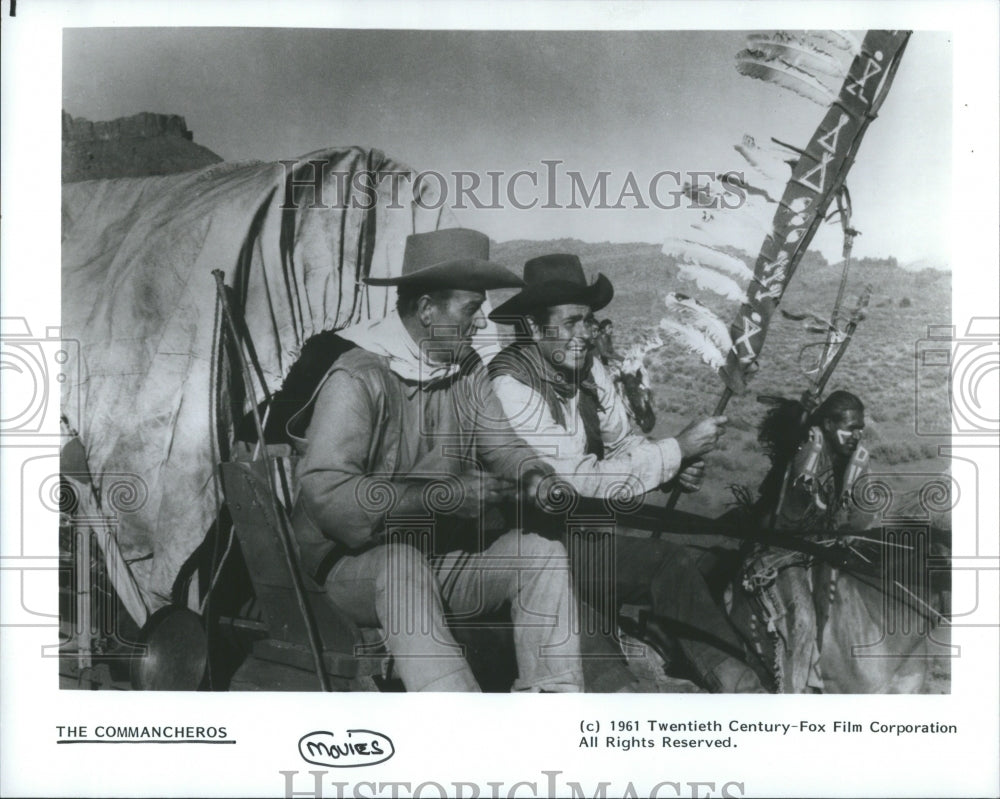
338;307;459;386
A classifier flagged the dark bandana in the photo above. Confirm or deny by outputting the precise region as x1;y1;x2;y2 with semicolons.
489;340;605;459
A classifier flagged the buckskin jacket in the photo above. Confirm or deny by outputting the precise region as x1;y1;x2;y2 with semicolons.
288;344;549;582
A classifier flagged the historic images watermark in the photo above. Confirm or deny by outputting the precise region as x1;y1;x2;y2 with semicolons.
914;319;1000;437
279;159;749;212
0;316;146;670
279;769;747;798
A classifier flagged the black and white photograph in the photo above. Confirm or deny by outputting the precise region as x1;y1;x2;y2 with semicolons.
1;1;998;797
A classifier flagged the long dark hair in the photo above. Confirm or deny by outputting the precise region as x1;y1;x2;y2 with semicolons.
808;390;864;428
754;390;864;517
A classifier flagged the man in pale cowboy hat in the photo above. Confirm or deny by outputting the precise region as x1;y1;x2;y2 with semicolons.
288;228;583;692
487;253;765;692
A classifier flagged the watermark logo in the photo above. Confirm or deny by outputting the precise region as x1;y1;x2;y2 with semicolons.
0;317;80;435
278;158;747;213
915;318;999;436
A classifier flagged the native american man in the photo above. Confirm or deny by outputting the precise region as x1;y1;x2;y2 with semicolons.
741;390;874;692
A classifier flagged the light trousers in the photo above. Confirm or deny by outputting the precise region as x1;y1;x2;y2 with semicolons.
324;530;583;692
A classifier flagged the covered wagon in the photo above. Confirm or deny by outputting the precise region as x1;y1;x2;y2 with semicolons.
60;147;464;689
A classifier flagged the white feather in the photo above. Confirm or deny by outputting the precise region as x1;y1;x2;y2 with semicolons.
691;211;769;257
619;333;664;375
748;31;828;54
675;263;747;303
734;135;795;182
658;318;727;370
664;292;734;354
678;176;776;242
736;53;837;107
804;30;862;57
743;36;847;78
726;168;786;205
747;31;834;56
662;237;752;282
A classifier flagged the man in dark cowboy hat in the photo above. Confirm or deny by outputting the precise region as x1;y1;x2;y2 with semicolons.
488;253;764;693
289;229;583;692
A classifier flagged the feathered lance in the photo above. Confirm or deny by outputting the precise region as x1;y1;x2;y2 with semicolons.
663;30;911;514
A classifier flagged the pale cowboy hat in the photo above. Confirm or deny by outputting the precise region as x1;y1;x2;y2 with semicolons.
488;253;614;321
364;228;524;291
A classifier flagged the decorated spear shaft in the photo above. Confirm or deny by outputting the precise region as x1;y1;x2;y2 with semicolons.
664;30;911;515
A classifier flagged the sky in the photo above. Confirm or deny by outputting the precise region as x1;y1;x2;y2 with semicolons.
62;27;952;267
2;8;999;796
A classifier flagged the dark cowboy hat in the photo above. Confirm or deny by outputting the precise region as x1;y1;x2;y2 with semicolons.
364;228;524;291
488;253;613;321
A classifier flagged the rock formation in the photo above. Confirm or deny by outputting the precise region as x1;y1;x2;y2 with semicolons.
62;111;223;182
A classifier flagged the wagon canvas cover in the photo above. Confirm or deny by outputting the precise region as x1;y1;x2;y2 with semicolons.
61;147;452;622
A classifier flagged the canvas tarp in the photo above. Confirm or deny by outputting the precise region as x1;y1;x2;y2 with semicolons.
61;147;454;623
